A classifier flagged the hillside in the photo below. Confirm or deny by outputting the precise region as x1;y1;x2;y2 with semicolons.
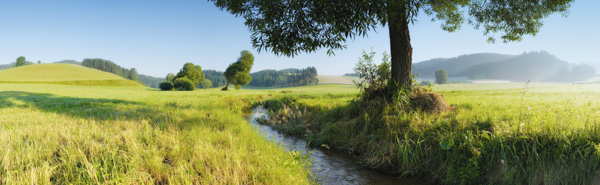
0;63;142;86
413;51;596;82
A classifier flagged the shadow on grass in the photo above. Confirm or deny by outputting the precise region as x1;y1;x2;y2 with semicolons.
0;91;216;130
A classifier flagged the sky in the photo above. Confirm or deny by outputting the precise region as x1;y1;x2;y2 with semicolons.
0;0;598;77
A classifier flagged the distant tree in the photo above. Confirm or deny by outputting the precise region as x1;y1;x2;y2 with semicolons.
435;69;448;84
16;56;26;67
174;77;195;91
222;50;254;90
174;63;204;86
166;73;175;82
37;60;41;64
128;68;138;81
199;79;213;89
211;0;574;93
159;81;174;90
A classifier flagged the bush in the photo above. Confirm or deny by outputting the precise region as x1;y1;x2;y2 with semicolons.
435;69;448;84
353;50;391;100
174;78;195;91
159;81;173;90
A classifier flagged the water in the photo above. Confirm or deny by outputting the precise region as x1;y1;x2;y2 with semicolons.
248;107;431;185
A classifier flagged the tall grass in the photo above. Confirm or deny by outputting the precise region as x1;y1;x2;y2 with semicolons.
0;84;311;184
259;83;600;184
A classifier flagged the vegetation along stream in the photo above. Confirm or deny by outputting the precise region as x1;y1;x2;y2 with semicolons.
248;106;429;185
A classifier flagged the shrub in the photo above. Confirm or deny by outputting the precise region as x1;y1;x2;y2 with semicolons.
353;50;391;100
435;69;448;84
174;78;195;91
159;81;173;90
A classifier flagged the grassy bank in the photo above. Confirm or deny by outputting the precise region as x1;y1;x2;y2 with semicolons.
259;83;600;184
0;84;311;184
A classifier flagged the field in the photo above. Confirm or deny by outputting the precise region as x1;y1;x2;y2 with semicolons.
0;64;142;87
0;84;311;184
2;77;600;184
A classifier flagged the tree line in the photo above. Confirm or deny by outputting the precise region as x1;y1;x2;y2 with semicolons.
82;58;138;81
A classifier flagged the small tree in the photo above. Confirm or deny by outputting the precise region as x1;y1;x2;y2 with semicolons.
174;77;195;91
159;81;174;90
353;50;391;100
435;69;448;84
222;50;254;90
128;68;138;81
174;63;204;86
166;73;175;82
37;60;41;64
199;79;213;90
15;56;26;67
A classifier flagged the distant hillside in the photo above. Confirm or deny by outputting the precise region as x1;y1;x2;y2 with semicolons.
0;64;142;86
412;53;513;78
413;51;596;82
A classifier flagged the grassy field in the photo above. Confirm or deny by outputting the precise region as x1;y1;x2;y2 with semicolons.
0;84;311;184
0;64;142;86
258;82;600;184
2;78;600;184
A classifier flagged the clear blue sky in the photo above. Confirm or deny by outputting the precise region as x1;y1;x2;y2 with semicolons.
1;0;598;77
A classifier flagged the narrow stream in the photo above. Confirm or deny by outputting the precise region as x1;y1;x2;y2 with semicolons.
248;107;430;185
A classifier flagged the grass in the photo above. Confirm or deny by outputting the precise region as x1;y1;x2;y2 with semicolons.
316;75;358;85
0;83;311;184
2;80;600;184
259;82;600;184
0;64;142;87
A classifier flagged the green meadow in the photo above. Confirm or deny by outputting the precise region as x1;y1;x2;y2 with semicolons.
0;64;142;87
2;64;600;184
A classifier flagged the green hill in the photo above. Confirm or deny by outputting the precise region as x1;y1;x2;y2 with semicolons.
0;63;143;86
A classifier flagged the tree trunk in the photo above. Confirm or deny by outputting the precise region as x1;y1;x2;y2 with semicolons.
388;4;413;91
222;83;229;91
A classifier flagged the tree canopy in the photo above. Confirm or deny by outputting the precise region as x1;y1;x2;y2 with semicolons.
15;56;26;67
223;50;254;90
211;0;574;90
174;63;205;87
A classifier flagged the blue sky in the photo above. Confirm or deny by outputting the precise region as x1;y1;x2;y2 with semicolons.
1;1;598;77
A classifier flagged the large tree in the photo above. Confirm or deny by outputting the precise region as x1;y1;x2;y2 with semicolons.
223;50;254;90
174;63;205;86
210;0;573;90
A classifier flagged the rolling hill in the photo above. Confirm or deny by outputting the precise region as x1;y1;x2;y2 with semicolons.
0;63;143;86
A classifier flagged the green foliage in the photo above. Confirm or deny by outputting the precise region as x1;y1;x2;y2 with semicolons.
223;50;254;90
173;77;194;91
202;70;227;87
435;69;448;84
174;63;204;86
248;67;318;87
137;74;163;88
353;50;391;100
15;56;27;67
198;79;213;89
128;68;138;81
212;0;574;89
159;81;174;90
166;73;175;82
37;60;41;64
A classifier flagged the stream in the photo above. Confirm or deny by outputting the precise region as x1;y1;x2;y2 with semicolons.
248;106;431;185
